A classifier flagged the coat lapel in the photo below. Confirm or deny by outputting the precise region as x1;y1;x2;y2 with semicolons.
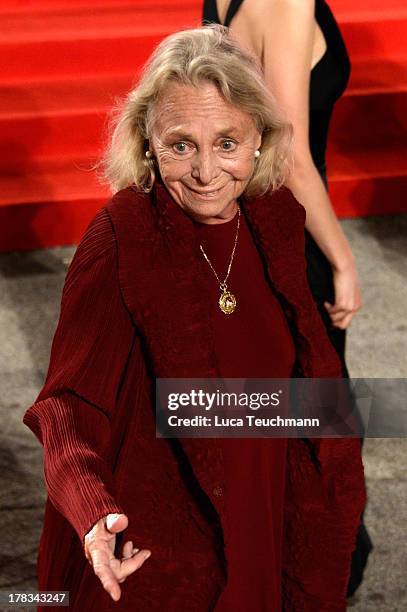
242;187;342;378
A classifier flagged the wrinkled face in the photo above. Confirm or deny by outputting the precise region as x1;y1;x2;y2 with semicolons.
150;82;262;224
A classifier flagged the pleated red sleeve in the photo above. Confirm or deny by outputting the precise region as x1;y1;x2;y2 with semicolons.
23;207;135;544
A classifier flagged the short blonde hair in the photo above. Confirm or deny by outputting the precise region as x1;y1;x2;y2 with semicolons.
101;25;293;198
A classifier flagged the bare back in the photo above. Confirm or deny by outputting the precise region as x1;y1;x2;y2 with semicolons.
215;0;327;69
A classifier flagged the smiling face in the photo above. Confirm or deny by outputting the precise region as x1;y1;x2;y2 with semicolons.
149;81;262;224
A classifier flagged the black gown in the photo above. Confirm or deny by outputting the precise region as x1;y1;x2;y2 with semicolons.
202;0;373;598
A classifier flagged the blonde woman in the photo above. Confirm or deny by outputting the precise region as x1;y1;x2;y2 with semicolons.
24;26;366;611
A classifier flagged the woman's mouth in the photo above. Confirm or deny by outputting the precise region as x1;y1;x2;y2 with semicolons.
186;184;227;200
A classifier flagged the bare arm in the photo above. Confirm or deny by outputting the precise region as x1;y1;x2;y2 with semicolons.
230;0;362;328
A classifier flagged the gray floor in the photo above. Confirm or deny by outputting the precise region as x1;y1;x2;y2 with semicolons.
0;214;406;611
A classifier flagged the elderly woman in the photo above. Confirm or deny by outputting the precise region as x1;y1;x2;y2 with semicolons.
23;25;366;612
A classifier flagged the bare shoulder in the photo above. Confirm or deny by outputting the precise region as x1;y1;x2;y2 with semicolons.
228;0;314;59
243;0;314;20
242;0;314;35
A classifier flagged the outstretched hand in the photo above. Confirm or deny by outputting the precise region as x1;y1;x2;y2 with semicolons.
84;513;151;602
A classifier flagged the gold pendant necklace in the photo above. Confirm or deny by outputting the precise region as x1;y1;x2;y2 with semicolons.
218;283;237;314
199;206;240;315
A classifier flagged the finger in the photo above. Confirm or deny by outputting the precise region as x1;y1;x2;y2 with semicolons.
116;550;152;582
90;550;121;601
105;513;128;534
328;305;356;319
94;564;121;601
325;299;362;313
324;302;350;315
121;540;134;560
331;314;351;328
329;311;349;323
333;305;359;319
324;303;347;315
332;312;354;329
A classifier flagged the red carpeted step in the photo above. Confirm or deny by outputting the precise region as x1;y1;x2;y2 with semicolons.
330;0;407;21
329;176;407;218
0;4;201;81
0;0;202;14
346;57;407;96
331;0;407;57
0;197;107;252
0;157;109;251
0;0;406;250
341;20;407;59
328;1;407;215
0;156;107;207
2;55;405;168
1;139;405;251
0;74;137;168
0;35;182;82
1;2;405;81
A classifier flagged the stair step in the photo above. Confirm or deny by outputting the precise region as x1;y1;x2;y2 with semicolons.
341;19;407;59
2;145;405;199
0;74;136;116
0;1;202;15
1;55;404;118
0;35;170;81
0;0;405;251
0;3;199;81
0;158;108;251
1;146;405;208
0;197;108;252
330;90;406;147
331;0;407;22
0;4;198;39
1;54;405;168
332;0;407;58
346;57;407;96
1;106;405;173
329;175;407;218
327;142;406;180
1;1;406;81
0;73;135;165
1;167;405;252
0;157;107;206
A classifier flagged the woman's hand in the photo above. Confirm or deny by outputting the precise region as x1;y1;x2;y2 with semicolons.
84;513;151;601
324;261;362;329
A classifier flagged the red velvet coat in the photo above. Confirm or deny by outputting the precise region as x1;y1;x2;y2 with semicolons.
23;182;366;611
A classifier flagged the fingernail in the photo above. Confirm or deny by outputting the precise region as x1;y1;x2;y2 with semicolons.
133;548;140;554
144;551;151;559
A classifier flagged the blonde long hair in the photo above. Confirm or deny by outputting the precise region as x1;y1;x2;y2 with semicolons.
101;25;293;198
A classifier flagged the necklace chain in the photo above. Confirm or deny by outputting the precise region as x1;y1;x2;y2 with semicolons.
199;206;241;289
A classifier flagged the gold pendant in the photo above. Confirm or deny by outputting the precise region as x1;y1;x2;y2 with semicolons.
219;286;237;314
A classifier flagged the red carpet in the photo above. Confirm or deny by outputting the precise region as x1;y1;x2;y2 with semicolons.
0;0;406;250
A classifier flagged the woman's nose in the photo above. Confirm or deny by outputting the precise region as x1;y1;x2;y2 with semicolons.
191;150;219;184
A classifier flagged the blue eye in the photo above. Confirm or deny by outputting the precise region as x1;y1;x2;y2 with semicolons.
173;142;188;153
221;140;236;151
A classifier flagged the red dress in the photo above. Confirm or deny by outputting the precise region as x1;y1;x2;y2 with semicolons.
194;208;296;611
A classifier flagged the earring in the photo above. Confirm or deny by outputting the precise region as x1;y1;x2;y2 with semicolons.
145;150;153;159
254;150;260;158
